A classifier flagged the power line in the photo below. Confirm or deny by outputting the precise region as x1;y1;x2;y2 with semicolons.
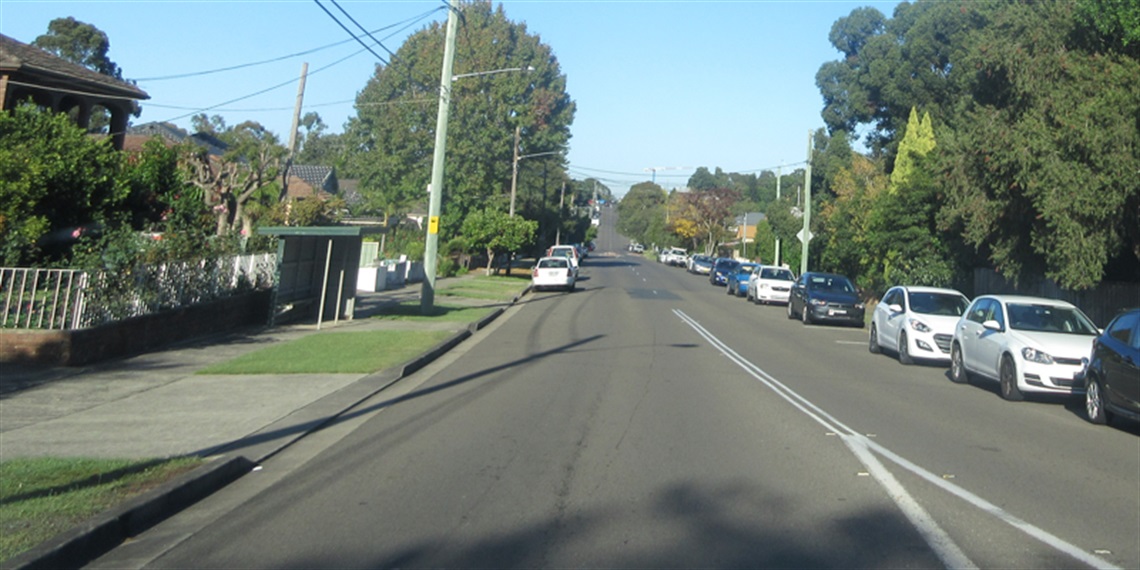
313;0;390;65
132;7;442;82
330;0;398;61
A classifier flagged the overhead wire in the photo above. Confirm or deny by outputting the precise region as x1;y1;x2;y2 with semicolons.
150;6;444;125
313;0;390;65
132;7;441;82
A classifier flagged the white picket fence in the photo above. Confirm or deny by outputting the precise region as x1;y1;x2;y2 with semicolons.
1;253;276;331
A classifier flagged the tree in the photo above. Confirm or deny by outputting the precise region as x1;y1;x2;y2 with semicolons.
345;1;574;240
671;188;740;255
461;208;537;274
33;17;131;133
183;116;287;238
33;17;123;78
616;182;667;246
818;0;1140;289
0;104;126;265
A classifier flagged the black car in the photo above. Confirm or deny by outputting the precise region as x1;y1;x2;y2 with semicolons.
1085;308;1140;426
709;258;740;286
787;272;865;327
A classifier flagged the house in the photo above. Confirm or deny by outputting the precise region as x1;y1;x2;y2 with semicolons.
1;33;149;150
731;212;767;261
284;164;338;199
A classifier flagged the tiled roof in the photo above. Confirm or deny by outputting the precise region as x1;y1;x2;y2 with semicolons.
289;165;336;192
127;122;227;156
0;33;148;100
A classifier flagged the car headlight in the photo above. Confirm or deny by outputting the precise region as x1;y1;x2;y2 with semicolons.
810;298;827;306
855;303;865;310
1021;347;1054;364
908;319;932;333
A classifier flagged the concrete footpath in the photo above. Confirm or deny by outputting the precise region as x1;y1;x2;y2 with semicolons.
0;272;530;569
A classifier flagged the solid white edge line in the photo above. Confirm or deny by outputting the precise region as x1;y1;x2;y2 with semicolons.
673;309;1119;570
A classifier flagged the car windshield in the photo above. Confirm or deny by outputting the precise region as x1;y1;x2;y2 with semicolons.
808;276;855;293
1006;303;1098;335
716;260;739;270
760;268;794;281
538;258;568;268
908;292;969;316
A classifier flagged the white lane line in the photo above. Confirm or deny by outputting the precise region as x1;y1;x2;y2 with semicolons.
673;309;1118;570
835;340;865;345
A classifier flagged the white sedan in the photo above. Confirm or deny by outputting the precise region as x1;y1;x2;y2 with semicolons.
531;257;576;292
869;286;969;364
950;295;1099;400
746;265;795;305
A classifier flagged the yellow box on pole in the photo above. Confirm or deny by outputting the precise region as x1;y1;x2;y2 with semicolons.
428;216;440;235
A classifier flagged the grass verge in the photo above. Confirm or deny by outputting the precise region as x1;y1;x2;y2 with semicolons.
438;275;529;301
371;302;492;322
196;330;455;375
0;456;204;562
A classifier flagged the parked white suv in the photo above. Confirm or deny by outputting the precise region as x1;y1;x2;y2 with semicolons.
658;247;687;266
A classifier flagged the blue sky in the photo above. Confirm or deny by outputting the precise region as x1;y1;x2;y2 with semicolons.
2;0;901;197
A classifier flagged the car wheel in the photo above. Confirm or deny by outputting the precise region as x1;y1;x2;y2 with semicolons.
787;301;795;320
950;343;970;384
898;332;913;365
726;283;734;295
568;282;576;292
1085;376;1111;425
1000;355;1024;401
802;304;812;325
869;324;881;354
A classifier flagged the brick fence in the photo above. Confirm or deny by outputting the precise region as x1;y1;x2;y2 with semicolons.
1;290;272;366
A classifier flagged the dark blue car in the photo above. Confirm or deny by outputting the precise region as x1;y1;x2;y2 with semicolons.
787;272;865;327
709;258;739;286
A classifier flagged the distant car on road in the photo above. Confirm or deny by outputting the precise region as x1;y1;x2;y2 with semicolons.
950;295;1098;401
546;245;580;278
709;258;739;286
531;256;576;292
787;272;865;327
726;263;760;296
869;286;970;365
746;265;795;305
1084;308;1140;425
688;254;713;275
659;247;687;266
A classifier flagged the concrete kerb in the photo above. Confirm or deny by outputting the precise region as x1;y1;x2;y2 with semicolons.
5;281;534;570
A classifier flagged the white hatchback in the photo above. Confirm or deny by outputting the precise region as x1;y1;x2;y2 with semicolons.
869;286;969;364
531;257;576;292
746;265;795;305
950;295;1099;400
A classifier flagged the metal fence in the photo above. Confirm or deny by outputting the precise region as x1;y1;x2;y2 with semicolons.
1;253;276;331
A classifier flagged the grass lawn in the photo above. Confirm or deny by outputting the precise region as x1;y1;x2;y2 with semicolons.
196;330;455;375
438;275;530;301
371;302;493;322
0;457;204;563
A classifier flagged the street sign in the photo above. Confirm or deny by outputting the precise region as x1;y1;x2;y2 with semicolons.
796;228;813;244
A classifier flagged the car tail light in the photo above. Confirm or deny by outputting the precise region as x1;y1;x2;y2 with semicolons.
567;268;573;277
532;268;539;277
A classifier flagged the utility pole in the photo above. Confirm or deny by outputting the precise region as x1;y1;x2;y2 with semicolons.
509;124;521;217
800;131;813;276
774;166;781;267
555;180;566;245
420;0;459;315
281;62;308;205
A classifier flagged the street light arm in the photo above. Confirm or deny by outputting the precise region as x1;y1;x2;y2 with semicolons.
452;66;534;81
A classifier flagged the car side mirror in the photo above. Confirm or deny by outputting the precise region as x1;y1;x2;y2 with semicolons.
982;320;1003;332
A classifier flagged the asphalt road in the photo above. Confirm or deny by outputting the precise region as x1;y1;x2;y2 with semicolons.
92;210;1139;569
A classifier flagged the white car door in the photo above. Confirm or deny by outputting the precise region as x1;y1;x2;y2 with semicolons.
971;299;1007;379
878;288;905;352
